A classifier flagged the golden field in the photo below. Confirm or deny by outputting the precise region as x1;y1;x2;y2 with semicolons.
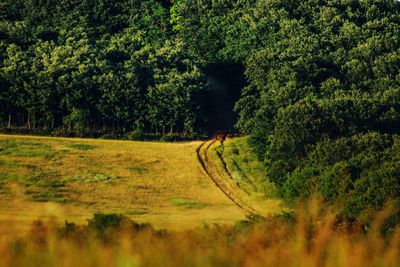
0;135;399;267
0;134;283;233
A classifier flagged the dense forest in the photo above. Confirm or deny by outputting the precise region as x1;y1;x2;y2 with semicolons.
0;0;212;136
1;0;400;223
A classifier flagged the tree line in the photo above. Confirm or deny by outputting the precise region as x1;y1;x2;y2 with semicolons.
0;0;210;136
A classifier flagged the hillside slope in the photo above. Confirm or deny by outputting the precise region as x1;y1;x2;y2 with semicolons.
0;134;283;232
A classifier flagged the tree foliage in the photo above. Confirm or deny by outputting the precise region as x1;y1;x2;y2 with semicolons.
172;0;400;219
0;0;209;135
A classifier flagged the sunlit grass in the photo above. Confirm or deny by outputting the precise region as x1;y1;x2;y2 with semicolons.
170;197;209;209
0;134;252;231
65;143;96;151
219;137;278;197
1;200;399;267
210;137;285;216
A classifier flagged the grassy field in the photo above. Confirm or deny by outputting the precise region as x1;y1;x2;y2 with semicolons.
2;200;400;267
209;137;283;215
1;135;400;267
0;134;284;233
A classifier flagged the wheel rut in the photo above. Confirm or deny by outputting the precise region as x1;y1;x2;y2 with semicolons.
196;139;264;218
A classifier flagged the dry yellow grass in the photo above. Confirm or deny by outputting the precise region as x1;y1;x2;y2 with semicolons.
1;199;399;267
0;134;254;232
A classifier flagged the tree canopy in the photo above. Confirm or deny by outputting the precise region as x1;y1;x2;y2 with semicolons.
173;0;400;220
0;0;210;135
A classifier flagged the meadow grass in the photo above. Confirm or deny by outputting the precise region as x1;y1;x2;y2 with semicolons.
0;134;251;231
217;137;278;197
170;197;209;209
0;199;399;267
0;139;54;157
65;143;96;151
210;137;285;215
0;135;399;267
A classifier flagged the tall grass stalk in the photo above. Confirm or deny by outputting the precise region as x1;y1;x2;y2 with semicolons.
1;199;399;267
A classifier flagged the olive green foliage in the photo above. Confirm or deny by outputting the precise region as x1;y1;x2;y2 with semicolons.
283;133;400;219
87;213;125;234
0;0;210;135
174;0;400;219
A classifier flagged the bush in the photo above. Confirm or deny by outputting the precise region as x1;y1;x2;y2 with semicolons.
87;213;124;234
126;129;144;141
317;162;358;201
281;133;400;220
63;108;90;133
160;133;177;142
266;100;323;185
99;133;119;140
283;167;318;200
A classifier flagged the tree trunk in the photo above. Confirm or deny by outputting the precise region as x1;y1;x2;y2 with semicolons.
7;114;11;128
27;113;31;130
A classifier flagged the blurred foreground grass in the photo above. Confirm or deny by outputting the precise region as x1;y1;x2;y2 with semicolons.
1;199;399;267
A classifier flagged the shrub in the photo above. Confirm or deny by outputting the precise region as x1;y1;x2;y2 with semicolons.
317;162;357;201
160;133;176;142
87;213;124;235
126;128;144;141
63;108;90;133
281;133;400;220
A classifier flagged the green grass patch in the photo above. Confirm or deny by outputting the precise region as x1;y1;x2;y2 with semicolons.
0;165;70;202
129;165;148;175
83;173;118;183
26;190;68;203
66;143;95;151
17;172;69;203
0;139;54;157
0;172;23;182
0;181;11;194
218;137;279;198
19;172;61;186
0;159;16;166
125;208;148;216
170;197;208;209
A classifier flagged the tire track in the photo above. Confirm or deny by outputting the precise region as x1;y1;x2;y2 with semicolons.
214;140;256;195
196;139;264;218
